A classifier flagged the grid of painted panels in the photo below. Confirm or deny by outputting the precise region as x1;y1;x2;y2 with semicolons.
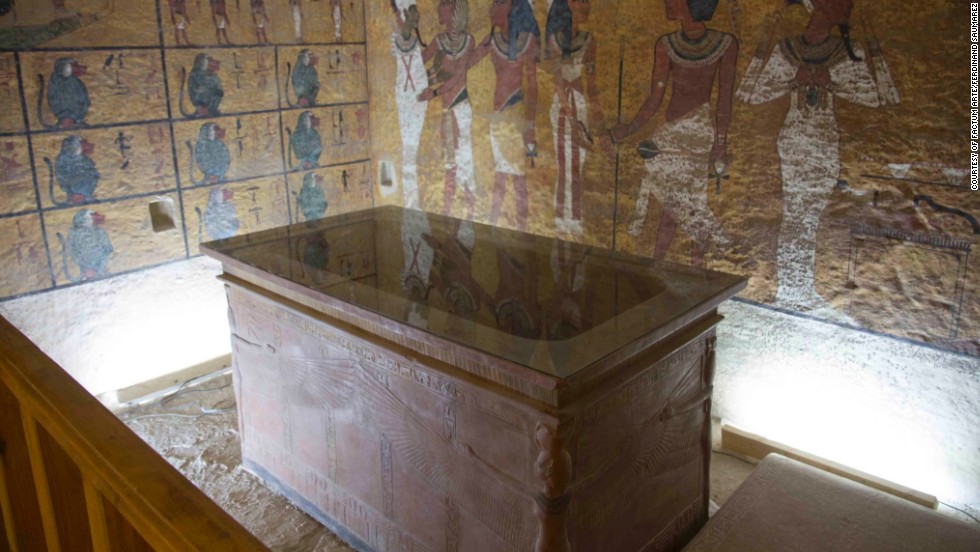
0;0;372;299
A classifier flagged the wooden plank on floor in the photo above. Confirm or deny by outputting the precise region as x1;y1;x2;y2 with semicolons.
109;354;232;405
721;424;938;509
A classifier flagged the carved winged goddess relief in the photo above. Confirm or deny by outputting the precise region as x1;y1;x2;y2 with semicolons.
572;362;706;536
357;368;536;550
278;355;359;409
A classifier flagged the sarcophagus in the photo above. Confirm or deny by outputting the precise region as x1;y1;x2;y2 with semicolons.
202;207;746;552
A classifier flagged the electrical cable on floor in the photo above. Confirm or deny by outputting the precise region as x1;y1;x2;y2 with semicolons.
158;370;232;406
122;403;235;423
159;381;232;405
124;412;215;422
938;501;980;525
711;448;758;464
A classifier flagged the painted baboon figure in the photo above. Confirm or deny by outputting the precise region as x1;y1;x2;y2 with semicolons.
210;0;232;45
188;122;230;184
287;49;320;107
737;0;896;313
417;0;478;219
45;135;100;206
299;233;330;283
199;186;240;241
288;111;323;170
251;0;270;45
181;53;224;118
39;58;90;129
168;0;193;45
611;0;737;268
57;209;112;282
298;172;328;221
470;0;540;231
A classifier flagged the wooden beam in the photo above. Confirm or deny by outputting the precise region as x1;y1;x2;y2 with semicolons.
721;424;938;510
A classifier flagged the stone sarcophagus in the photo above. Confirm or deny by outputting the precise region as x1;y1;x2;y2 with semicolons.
202;207;746;552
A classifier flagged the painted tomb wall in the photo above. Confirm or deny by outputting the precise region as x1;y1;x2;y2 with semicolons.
0;0;372;297
364;0;978;355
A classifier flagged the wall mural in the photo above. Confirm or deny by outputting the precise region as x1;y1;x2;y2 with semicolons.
0;0;371;296
366;0;978;355
0;0;974;357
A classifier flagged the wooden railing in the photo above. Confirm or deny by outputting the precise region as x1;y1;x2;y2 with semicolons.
0;315;268;551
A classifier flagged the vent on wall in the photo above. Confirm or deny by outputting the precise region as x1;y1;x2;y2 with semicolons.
149;198;176;232
378;160;397;198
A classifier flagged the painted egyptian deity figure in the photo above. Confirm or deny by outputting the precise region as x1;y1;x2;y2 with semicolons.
611;0;737;268
471;0;539;230
417;0;477;219
737;0;897;315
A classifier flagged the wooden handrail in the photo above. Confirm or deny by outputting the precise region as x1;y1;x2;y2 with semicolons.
0;315;269;551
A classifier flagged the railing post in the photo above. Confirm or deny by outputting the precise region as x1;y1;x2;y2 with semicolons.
0;438;19;552
83;477;110;551
19;408;61;552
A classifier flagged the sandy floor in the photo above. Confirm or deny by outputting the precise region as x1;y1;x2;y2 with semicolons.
116;369;757;550
118;370;354;551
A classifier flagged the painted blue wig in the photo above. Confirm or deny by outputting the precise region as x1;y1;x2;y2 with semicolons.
688;0;720;22
507;0;541;60
544;0;573;58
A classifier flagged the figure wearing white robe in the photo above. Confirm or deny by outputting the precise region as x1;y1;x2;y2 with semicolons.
737;36;890;310
549;32;591;234
631;103;730;248
392;30;428;210
401;209;433;317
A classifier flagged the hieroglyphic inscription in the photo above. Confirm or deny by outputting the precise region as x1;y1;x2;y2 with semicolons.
246;434;429;552
325;409;338;482
228;283;558;403
445;498;460;552
231;286;534;432
455;391;529;431
299;467;333;509
284;405;294;453
643;496;705;552
381;434;394;518
581;335;707;427
442;403;457;440
274;303;458;398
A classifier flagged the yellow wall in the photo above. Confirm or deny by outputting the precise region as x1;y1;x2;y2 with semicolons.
365;0;978;355
0;0;975;356
0;0;371;296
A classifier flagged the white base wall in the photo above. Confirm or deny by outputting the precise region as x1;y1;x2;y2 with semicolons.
715;300;980;520
0;256;231;400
